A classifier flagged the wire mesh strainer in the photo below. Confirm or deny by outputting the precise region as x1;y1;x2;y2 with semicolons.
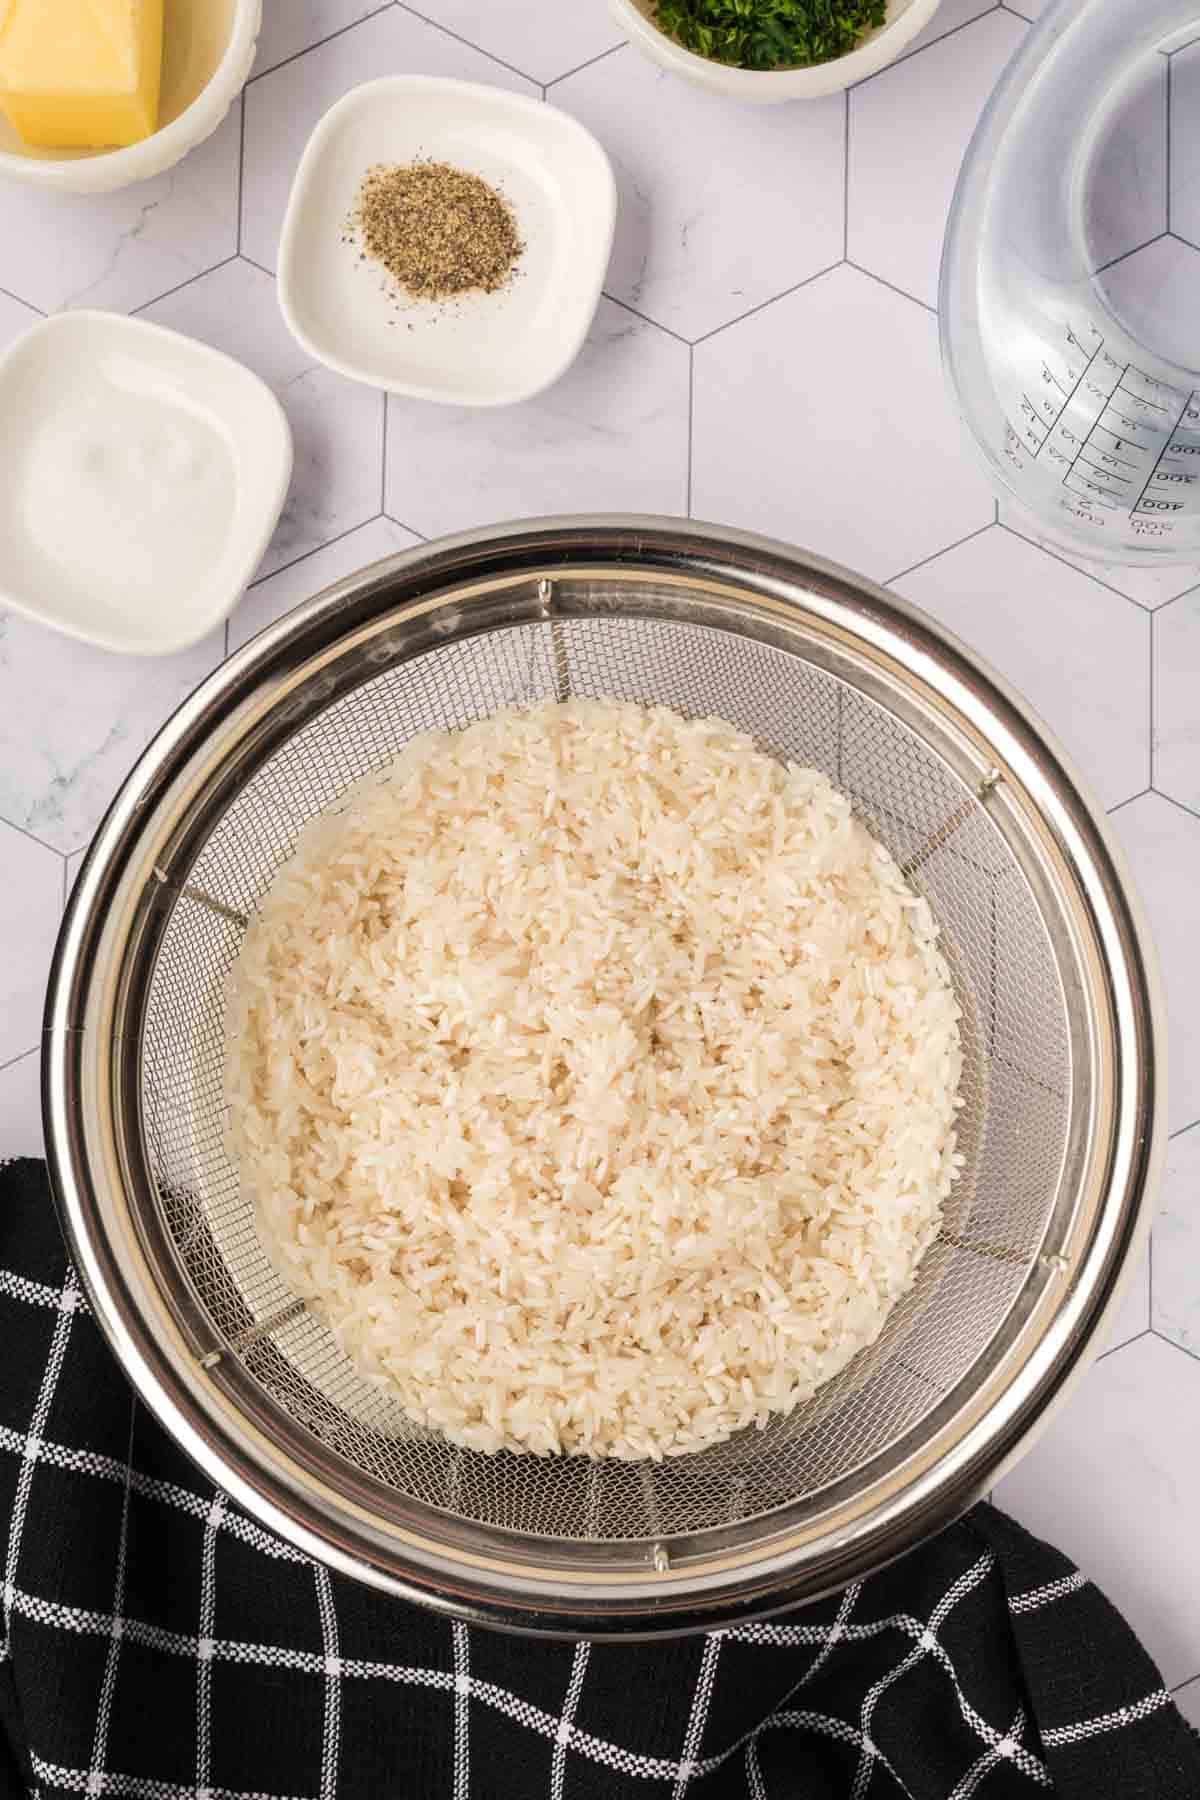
45;518;1161;1637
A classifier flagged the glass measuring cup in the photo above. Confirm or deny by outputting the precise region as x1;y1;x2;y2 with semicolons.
942;0;1200;563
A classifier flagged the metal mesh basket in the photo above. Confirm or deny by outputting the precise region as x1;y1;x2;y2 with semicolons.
45;519;1161;1637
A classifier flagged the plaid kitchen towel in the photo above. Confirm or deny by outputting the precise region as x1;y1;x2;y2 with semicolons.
0;1157;1195;1800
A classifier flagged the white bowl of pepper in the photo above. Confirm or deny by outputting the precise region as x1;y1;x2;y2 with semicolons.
277;76;617;407
611;0;943;100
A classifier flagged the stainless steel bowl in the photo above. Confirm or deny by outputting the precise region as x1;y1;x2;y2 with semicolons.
44;517;1163;1638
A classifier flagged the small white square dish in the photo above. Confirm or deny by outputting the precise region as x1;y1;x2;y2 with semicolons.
0;311;291;656
277;76;617;408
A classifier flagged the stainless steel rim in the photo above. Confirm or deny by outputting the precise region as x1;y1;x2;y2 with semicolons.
43;515;1164;1638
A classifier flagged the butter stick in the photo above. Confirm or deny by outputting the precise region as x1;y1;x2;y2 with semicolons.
0;0;165;150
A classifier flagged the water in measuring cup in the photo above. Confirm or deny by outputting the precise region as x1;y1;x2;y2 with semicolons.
990;310;1200;556
942;0;1200;563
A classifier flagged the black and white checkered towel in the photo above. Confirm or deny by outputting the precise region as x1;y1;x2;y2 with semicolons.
0;1157;1195;1800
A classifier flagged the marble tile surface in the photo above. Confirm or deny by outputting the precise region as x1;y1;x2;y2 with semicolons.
556;47;844;340
897;526;1151;810
0;103;240;315
996;1334;1200;1690
1110;794;1200;1137
229;515;422;650
1154;593;1200;812
692;263;994;578
1001;502;1200;609
0;613;223;855
418;0;626;85
0;823;61;1066
1153;1123;1200;1359
0;0;1198;1704
252;0;389;79
385;298;690;534
0;1050;42;1163
848;8;1027;307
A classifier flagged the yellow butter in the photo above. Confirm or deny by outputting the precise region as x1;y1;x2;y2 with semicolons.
0;0;164;150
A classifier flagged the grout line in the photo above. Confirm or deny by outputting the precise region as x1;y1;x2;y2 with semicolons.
0;814;66;859
239;251;276;281
1155;789;1200;825
998;0;1033;20
247;515;383;589
546;40;628;89
686;347;694;518
246;3;395;85
1148;1224;1154;1334
382;512;428;539
1171;230;1200;255
397;3;542;87
1168;1116;1200;1141
223;619;230;661
1167;55;1173;235
842;90;850;261
237;91;247;257
0;285;45;318
130;256;239;317
691;259;843;348
380;394;389;513
602;292;689;346
853;0;1017;87
1105;787;1151;816
1097;1326;1151;1363
993;518;1161;613
1172;1672;1200;1700
844;259;937;316
1149;610;1156;791
60;855;68;912
0;1047;39;1079
884;519;995;585
1094;231;1168;276
1156;1329;1200;1369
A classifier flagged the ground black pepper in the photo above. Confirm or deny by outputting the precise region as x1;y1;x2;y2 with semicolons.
349;159;524;303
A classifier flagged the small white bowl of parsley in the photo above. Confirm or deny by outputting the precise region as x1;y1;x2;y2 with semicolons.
610;0;943;99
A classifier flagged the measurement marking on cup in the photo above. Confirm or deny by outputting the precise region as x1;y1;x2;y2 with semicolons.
1078;458;1132;485
1116;382;1169;413
1033;331;1106;461
1133;389;1200;515
1060;360;1129;497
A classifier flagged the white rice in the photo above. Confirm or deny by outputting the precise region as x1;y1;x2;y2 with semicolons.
225;700;962;1461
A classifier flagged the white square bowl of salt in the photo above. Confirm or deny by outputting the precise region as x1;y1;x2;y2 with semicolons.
0;311;292;656
277;76;618;407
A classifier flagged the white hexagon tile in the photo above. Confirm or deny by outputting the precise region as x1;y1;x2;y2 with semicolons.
848;8;1026;308
252;1;390;81
0;822;61;1066
229;515;422;650
0;0;1198;1708
554;47;844;339
0;1049;41;1163
996;1335;1200;1691
1155;593;1200;810
1110;795;1200;1137
896;526;1151;810
414;0;625;85
384;298;689;534
691;263;994;578
0;102;240;314
1155;1123;1200;1359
